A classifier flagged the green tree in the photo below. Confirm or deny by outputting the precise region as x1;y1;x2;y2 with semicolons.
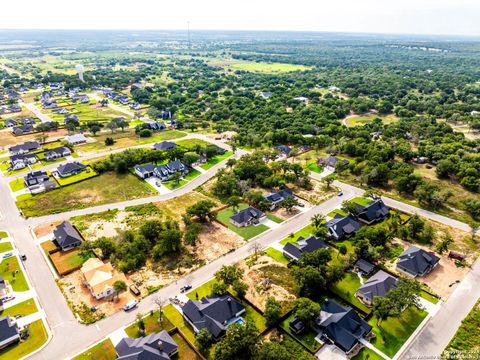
227;195;242;212
186;200;217;222
105;137;115;146
195;328;213;356
264;297;282;327
436;232;454;254
215;265;244;286
281;197;299;213
232;280;248;299
214;321;259;360
293;297;320;328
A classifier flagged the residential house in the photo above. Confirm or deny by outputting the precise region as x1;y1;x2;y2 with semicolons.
22;118;36;125
52;107;69;115
329;86;341;93
56;162;86;178
81;258;127;300
4;119;17;128
325;214;360;240
134;164;156;179
396;246;440;277
42;100;58;109
293;96;309;103
147;121;166;131
0;316;20;350
153;141;177;151
53;221;83;251
315;299;372;354
7;105;22;113
10;153;38;170
153;161;188;181
356;200;390;224
44;146;71;161
64;134;87;145
276;145;292;157
129;102;141;110
289;317;305;334
354;259;375;277
64;114;79;125
181;294;246;339
116;331;178;360
260;91;272;99
9;141;40;155
318;155;349;172
356;270;398;306
0;276;8;297
264;188;294;210
230;207;266;227
282;235;328;262
12;124;34;135
24;171;49;188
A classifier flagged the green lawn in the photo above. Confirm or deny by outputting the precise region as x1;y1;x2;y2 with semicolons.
163;304;196;344
0;231;8;239
264;247;290;265
0;257;29;291
164;179;188;190
17;172;156;217
0;320;48;359
217;204;269;240
352;347;384;360
125;310;175;337
0;242;13;253
281;313;321;352
368;306;428;357
200;151;233;170
330;272;370;314
176;139;211;149
420;290;439;304
306;160;323;173
242;299;267;332
326;209;348;218
186;278;220;300
351;197;372;206
184;168;201;181
9;178;26;192
72;339;116;360
266;213;283;224
279;223;316;245
0;298;38;317
55;166;98;186
172;333;199;360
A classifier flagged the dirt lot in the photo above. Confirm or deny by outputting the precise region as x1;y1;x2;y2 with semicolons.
388;239;470;299
189;222;244;262
293;179;337;205
33;220;63;238
238;254;297;312
155;191;220;221
61;269;136;318
0;128;68;149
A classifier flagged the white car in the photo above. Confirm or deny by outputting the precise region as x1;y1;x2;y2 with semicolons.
1;295;15;302
123;300;138;311
2;252;13;259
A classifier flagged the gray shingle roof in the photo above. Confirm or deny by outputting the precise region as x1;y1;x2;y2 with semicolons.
230;207;265;225
397;246;440;276
357;270;398;303
115;331;177;360
357;200;389;223
325;214;360;239
283;235;328;261
53;221;82;249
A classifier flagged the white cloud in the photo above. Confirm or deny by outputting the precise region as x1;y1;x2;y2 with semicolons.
0;0;479;36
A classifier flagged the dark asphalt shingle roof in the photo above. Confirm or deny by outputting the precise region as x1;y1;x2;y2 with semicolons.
0;316;19;343
357;270;398;303
355;259;375;274
283;235;328;261
325;214;360;238
264;188;293;203
230;207;265;225
57;162;86;176
357;200;389;223
397;246;440;276
116;330;177;360
153;141;177;151
53;221;82;248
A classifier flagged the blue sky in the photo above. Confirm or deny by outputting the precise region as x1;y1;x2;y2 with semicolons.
1;0;479;36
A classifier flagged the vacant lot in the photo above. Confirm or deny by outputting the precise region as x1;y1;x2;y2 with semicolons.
191;222;244;262
76;129;186;155
17;172;156;217
0;128;68;149
239;254;297;313
155;191;220;221
47;101;129;124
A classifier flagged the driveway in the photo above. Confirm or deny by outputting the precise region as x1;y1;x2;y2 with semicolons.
315;344;347;360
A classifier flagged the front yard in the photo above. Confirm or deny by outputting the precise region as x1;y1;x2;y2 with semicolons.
124;310;175;337
0;320;48;359
72;339;116;360
17;172;156;217
0;241;13;253
368;305;428;357
200;151;233;170
0;256;29;291
0;298;38;317
54;166;98;186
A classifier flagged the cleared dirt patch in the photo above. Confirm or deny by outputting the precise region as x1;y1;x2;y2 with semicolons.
238;254;297;313
34;220;63;238
154;191;220;221
0;128;68;149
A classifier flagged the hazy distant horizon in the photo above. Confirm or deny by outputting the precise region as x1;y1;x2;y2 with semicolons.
1;0;479;37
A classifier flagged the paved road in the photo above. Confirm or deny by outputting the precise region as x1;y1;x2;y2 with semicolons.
22;101;55;124
401;257;480;358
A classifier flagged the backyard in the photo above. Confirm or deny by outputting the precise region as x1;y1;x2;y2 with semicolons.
330;272;370;314
48;249;91;276
17;172;156;217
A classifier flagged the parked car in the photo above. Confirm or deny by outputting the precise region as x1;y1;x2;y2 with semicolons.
180;285;192;293
123;300;138;311
1;295;15;303
337;192;343;196
20;254;27;261
129;284;141;296
2;252;13;259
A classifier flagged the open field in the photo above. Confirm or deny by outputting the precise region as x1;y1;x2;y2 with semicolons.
46;101;128;124
344;114;399;127
75;129;186;154
17;172;156;217
208;58;311;73
0;128;68;150
0;320;48;359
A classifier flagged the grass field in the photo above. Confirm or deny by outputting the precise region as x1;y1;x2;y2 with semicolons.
72;339;116;360
420;290;439;304
76;129;186;154
368;306;428;357
47;101;128;124
330;272;370;314
227;61;311;73
164;179;188;190
344;114;399;127
217;204;269;240
17;172;156;217
305;160;323;173
49;249;90;275
0;298;38;317
163;304;196;344
446;300;480;352
175;139;211;149
0;256;29;291
0;320;48;359
186;278;220;300
124;310;175;337
55;167;98;186
0;242;13;253
9;178;26;192
200;151;233;170
281;313;322;352
352;347;384;360
184;168;201;181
